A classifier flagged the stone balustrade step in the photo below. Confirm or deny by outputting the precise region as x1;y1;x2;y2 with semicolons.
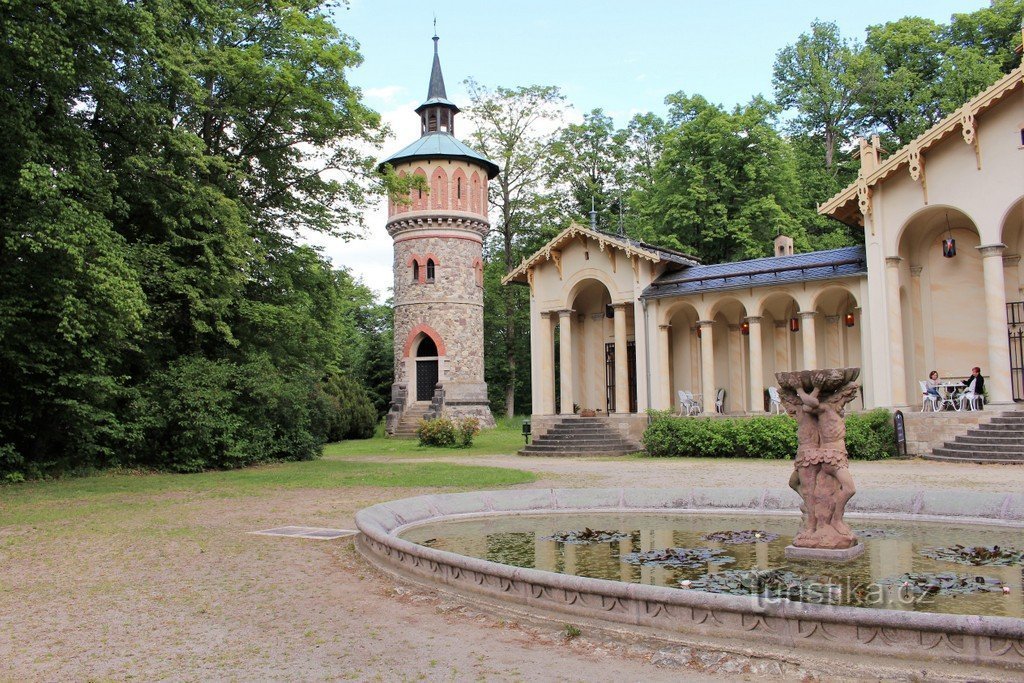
519;416;640;457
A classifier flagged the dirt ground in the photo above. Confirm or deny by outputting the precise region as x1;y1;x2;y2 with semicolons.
2;455;1022;682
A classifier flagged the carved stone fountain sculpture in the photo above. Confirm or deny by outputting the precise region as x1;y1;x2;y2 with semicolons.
776;368;864;560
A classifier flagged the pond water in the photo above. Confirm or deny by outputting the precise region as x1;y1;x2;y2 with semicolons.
401;513;1024;617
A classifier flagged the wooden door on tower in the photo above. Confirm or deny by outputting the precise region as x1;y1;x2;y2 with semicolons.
416;360;438;401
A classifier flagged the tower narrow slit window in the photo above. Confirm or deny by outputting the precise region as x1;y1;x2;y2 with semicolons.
457;177;461;199
412;260;420;283
426;259;436;283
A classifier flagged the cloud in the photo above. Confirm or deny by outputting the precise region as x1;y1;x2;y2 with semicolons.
364;85;405;105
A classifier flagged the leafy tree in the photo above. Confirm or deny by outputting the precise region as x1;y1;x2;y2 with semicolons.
548;108;628;228
860;16;1004;146
773;21;878;173
0;0;388;478
464;81;566;417
633;94;808;263
948;0;1024;74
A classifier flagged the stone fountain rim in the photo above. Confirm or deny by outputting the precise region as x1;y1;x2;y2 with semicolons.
355;486;1024;641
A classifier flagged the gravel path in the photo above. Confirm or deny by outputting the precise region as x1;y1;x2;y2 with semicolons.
2;454;1021;682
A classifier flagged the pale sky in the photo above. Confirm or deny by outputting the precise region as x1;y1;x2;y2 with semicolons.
303;0;992;298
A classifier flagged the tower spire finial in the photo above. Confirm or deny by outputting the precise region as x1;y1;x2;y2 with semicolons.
425;24;447;100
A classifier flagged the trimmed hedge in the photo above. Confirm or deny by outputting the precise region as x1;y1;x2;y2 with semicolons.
642;409;897;460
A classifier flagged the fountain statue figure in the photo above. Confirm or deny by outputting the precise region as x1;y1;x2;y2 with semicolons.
776;368;861;553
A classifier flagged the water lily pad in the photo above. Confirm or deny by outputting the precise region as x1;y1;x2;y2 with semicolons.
543;528;631;544
855;528;902;539
622;547;734;568
919;544;1024;566
701;529;780;544
686;568;842;604
877;571;1004;595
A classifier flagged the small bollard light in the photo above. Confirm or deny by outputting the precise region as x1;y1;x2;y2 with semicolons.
522;420;531;445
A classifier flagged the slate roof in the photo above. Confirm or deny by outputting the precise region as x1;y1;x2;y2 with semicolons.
600;231;699;266
642;245;867;299
378;131;500;179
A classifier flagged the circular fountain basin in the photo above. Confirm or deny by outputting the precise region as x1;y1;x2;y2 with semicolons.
355;487;1024;675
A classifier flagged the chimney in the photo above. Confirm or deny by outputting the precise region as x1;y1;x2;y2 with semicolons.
774;233;794;257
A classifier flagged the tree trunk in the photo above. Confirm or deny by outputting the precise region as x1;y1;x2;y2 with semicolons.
502;192;516;418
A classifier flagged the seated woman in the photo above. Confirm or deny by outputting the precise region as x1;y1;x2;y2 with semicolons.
925;370;941;399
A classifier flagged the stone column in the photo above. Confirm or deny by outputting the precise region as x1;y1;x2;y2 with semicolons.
538;312;555;414
799;311;818;370
727;324;743;412
697;320;715;414
558;309;574;414
613;303;630;414
884;256;907;405
746;316;764;413
774;320;789;371
824;315;842;368
979;244;1013;403
658;324;671;410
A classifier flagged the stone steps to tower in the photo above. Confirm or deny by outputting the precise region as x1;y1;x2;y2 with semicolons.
391;404;431;439
923;411;1024;464
518;417;641;457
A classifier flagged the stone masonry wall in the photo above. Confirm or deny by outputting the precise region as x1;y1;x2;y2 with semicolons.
392;235;484;385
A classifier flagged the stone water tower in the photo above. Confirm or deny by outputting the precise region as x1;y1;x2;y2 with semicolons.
380;35;498;436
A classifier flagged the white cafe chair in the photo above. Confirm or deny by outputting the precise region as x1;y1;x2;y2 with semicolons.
715;388;726;414
959;385;984;411
684;391;703;415
677;390;689;416
768;386;783;414
919;381;939;412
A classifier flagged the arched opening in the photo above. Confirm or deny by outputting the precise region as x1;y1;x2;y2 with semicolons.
708;298;749;413
412;260;420;283
411;331;442;402
559;278;636;414
425;259;436;283
1001;197;1024;399
759;292;802;383
897;206;984;396
812;286;862;370
665;302;701;407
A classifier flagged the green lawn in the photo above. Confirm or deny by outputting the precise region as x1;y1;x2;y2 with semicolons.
2;451;537;532
323;415;529;458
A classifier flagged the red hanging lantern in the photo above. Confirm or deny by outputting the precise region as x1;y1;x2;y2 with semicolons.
789;317;800;333
740;321;750;335
942;212;956;258
844;312;855;327
942;237;957;258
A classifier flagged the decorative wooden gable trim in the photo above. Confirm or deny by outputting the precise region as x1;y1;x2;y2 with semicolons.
501;222;664;285
818;65;1023;226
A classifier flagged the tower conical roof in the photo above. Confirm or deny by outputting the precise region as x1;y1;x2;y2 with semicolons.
378;34;499;179
416;35;459;114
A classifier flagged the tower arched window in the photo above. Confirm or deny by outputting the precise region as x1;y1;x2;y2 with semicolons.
426;259;436;283
412;260;420;283
457;177;461;199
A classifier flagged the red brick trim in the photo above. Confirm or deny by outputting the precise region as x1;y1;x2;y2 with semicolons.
403;324;446;357
393;233;482;245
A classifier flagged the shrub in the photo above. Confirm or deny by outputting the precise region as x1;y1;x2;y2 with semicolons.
416;416;480;448
130;355;322;473
416;417;457;447
844;409;897;460
312;374;376;442
642;409;893;460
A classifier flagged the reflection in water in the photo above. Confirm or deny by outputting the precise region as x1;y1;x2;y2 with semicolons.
401;513;1024;617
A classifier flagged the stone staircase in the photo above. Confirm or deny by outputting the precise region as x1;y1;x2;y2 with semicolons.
391;402;430;439
519;417;641;457
925;411;1024;464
